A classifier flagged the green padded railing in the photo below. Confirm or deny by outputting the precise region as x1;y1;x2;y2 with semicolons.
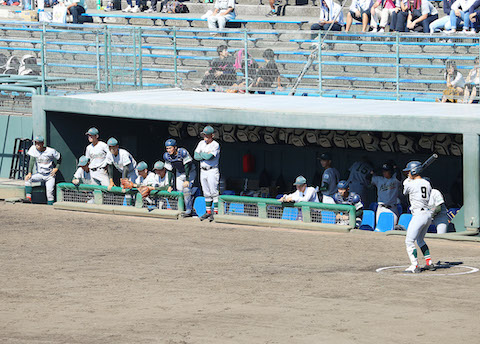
56;182;185;211
218;195;356;230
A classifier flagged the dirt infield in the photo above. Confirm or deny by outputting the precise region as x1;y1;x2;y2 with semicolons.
1;203;479;344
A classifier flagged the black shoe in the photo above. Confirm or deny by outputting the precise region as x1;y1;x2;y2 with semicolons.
181;212;193;218
265;10;276;17
200;213;210;221
209;213;215;222
423;264;436;271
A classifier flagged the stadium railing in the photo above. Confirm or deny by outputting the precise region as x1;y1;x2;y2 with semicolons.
215;195;356;232
54;183;185;219
1;21;479;104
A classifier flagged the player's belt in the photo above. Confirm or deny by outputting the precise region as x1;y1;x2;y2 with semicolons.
90;167;104;172
201;165;217;171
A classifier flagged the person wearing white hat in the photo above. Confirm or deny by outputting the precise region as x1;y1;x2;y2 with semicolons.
25;135;61;205
194;125;221;221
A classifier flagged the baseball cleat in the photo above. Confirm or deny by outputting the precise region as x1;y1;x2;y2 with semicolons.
404;265;422;273
200;213;210;221
423;264;436;271
209;213;215;222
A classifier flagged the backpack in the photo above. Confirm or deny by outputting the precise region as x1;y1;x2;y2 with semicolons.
162;0;189;13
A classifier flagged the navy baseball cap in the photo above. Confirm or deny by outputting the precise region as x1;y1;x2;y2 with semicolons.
320;153;332;161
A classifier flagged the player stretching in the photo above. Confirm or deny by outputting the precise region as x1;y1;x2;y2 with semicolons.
402;161;435;273
25;135;61;205
194;126;220;222
164;139;197;217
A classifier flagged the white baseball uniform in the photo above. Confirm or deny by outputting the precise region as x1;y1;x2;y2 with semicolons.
85;141;109;186
346;161;372;204
26;145;61;202
371;175;401;224
285;186;319;203
428;188;449;234
403;178;433;267
136;172;157;186
321;167;340;204
106;148;138;181
73;167;95;185
195;139;220;204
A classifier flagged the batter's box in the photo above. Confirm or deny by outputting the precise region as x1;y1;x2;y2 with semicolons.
376;262;479;276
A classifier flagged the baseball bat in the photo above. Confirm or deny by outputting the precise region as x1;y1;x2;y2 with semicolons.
421;153;438;171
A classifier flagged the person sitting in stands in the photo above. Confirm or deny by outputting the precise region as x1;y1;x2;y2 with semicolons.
406;0;439;33
207;0;236;32
370;0;396;32
310;0;344;40
429;0;455;33
251;49;283;92
193;45;236;92
279;176;319;203
346;0;373;32
463;57;480;103
123;0;141;12
468;0;480;32
66;0;86;24
440;60;465;103
390;0;410;31
444;0;477;34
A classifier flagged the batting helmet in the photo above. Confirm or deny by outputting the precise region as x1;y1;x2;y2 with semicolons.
165;138;177;147
403;161;422;175
337;180;349;189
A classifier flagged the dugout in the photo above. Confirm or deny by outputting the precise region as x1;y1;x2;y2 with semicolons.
32;89;479;232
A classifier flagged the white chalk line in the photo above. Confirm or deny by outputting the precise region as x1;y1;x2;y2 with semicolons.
376;265;479;276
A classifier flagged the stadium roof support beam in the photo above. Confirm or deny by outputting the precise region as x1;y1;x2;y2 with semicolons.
32;89;480;232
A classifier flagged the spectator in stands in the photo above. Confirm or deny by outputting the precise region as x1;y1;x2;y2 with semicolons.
193;45;236;92
333;180;364;227
123;0;141;12
390;0;410;32
440;60;465;103
66;0;86;24
429;0;455;33
406;0;439;33
279;176;319;203
468;0;480;31
266;0;278;17
226;49;259;93
346;0;373;32
463;57;480;103
310;0;345;39
370;0;396;32
251;49;282;92
444;0;477;34
207;0;236;32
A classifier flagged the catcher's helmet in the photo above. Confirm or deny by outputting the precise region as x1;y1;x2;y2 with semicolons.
337;180;349;189
165;138;177;147
403;161;422;175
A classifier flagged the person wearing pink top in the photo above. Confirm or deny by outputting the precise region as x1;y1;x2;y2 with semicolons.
371;0;397;32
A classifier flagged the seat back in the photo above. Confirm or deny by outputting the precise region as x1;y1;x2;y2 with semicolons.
321;210;336;224
228;203;245;214
375;212;395;232
282;207;299;221
359;210;375;230
193;196;206;217
397;213;412;229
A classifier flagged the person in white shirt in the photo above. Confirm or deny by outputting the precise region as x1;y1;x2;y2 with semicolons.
72;155;95;185
406;0;439;33
463;56;480;104
370;0;396;32
425;179;449;234
84;127;110;186
346;0;373;32
25;135;61;205
279;176;319;203
194;125;221;221
310;0;344;39
134;161;157;187
402;161;435;273
207;0;236;32
444;0;477;34
106;137;138;190
441;60;465;103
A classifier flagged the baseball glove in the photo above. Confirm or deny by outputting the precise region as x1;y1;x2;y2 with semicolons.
121;178;134;189
138;185;151;198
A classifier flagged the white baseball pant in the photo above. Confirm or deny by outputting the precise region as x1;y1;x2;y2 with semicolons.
376;204;399;225
322;195;335;204
432;213;449;234
91;167;110;186
200;167;220;203
25;173;56;202
405;210;432;266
